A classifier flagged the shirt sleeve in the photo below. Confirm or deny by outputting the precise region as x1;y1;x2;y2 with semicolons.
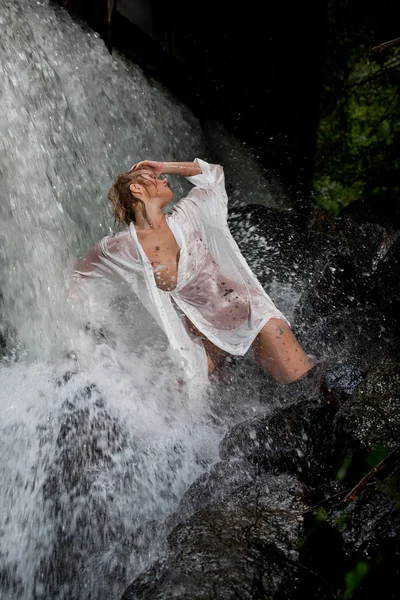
180;158;228;228
73;236;115;282
71;233;138;292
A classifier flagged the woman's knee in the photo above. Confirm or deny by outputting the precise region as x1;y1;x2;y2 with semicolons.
255;317;291;351
253;318;312;384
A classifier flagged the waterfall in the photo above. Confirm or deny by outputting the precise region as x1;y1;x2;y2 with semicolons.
0;2;222;598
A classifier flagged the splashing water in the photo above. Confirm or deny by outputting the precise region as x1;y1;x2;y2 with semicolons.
0;0;208;355
0;1;222;598
0;2;303;598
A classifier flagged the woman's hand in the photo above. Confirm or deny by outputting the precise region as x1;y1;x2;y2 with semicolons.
129;160;164;177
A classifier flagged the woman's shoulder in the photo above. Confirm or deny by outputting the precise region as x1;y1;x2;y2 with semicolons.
101;227;135;258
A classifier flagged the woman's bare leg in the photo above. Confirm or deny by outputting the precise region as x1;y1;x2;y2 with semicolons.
253;318;312;384
185;317;227;376
202;337;227;375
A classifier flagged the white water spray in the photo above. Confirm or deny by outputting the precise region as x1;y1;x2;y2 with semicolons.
0;2;221;597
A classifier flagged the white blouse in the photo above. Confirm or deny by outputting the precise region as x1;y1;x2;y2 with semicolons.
73;159;289;384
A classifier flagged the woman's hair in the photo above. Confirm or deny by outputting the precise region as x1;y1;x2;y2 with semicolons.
108;168;155;229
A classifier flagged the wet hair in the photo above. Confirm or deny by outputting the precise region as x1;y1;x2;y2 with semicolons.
107;168;156;229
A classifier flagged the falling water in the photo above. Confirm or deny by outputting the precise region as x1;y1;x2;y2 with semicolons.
0;1;222;598
0;2;302;598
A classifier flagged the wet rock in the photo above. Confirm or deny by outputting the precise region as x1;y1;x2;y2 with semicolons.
121;447;310;599
297;307;394;400
36;384;137;599
373;237;400;327
0;294;8;357
220;392;340;489
122;500;302;600
339;483;400;561
85;321;117;349
339;194;400;230
171;459;308;527
0;330;5;357
343;221;398;283
310;206;399;269
334;355;400;453
228;205;331;294
294;214;399;327
322;480;400;600
0;561;24;598
294;255;362;326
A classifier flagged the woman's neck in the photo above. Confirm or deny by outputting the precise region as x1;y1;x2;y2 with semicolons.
134;206;167;232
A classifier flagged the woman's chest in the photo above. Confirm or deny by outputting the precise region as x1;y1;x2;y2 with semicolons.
137;228;181;291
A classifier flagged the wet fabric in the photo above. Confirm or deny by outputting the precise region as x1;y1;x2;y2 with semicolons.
73;159;289;381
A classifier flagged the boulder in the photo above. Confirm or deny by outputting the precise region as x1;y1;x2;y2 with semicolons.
339;195;400;231
294;213;399;327
36;382;138;599
122;500;302;600
219;391;340;489
296;307;395;400
171;459;307;527
334;355;400;453
373;237;400;328
228;205;332;300
294;255;361;326
332;483;400;600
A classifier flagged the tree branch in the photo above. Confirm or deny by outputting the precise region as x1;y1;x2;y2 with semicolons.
340;445;400;505
371;36;400;53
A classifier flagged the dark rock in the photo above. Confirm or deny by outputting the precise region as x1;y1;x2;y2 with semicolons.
85;321;117;348
339;483;400;561
294;254;362;326
0;561;24;598
36;384;138;599
122;500;302;600
295;214;399;327
171;459;308;527
296;307;394;400
220;391;340;489
228;205;331;295
373;237;400;327
334;355;400;453
325;481;400;600
0;293;9;358
339;194;400;231
121;445;311;599
342;221;398;283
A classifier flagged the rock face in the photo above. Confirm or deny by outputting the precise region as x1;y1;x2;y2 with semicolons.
373;237;400;328
228;205;328;293
122;463;307;600
121;203;400;600
173;460;307;522
334;355;400;453
123;504;301;600
220;393;340;488
36;382;137;599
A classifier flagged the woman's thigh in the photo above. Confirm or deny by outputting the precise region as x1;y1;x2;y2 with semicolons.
185;317;228;374
253;318;312;384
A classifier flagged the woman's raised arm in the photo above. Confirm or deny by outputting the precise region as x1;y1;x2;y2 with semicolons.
129;160;202;178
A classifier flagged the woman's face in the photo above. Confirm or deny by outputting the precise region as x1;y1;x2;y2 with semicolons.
140;170;173;206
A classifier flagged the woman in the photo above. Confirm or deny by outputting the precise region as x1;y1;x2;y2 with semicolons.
73;158;312;385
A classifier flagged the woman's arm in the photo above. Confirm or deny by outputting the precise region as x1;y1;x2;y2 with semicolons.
129;160;202;177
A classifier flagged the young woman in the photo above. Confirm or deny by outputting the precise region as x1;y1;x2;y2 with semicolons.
73;159;312;385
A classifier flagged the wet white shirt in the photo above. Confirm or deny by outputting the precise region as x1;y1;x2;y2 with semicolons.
73;159;288;383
